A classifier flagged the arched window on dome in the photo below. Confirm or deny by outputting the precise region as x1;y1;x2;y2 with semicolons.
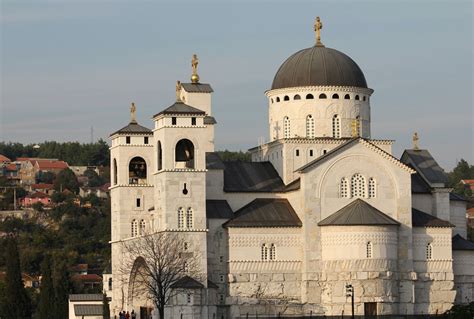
131;219;138;237
426;243;433;260
284;95;290;101
332;93;339;99
306;115;315;138
129;157;147;185
306;94;314;100
276;97;280;102
344;94;350;100
261;244;268;261
319;93;327;99
186;207;193;229
294;94;301;100
366;241;373;258
283;117;290;138
368;178;376;198
332;115;340;138
340;178;349;198
139;219;146;235
351;173;367;198
178;207;185;229
355;95;360;100
113;158;117;185
157;141;162;171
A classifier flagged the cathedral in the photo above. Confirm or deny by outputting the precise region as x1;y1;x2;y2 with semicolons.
106;18;474;318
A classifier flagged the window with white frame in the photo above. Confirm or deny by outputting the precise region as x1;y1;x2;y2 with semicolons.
283;117;290;138
178;207;185;229
340;178;349;198
351;173;367;198
366;241;373;258
368;178;376;198
261;244;268;261
332;115;340;138
131;219;138;237
269;244;276;260
306;115;315;138
426;243;433;260
186;207;193;228
139;219;146;235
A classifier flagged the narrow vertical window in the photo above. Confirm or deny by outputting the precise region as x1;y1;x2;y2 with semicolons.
172;117;177;125
426;243;433;260
191;117;196;126
283;117;290;138
136;198;141;207
269;244;276;260
351;173;367;198
295;149;300;157
306;115;315;138
368;178;376;198
178;207;185;229
131;219;138;237
113;159;118;185
186;207;193;228
366;241;373;258
144;136;149;144
332;115;340;138
309;149;314;157
261;244;268;261
126;136;131;144
108;278;112;291
139;219;146;235
340;178;349;198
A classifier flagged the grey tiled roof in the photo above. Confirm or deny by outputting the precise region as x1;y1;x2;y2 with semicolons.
452;234;474;250
74;305;103;316
206;152;225;169
411;173;431;193
401;149;448;186
171;276;204;289
318;199;400;226
204;116;217;125
412;208;454;228
153;101;205;117
69;294;103;301
206;200;233;219
223;161;299;192
223;198;302;228
110;122;153;136
181;83;214;93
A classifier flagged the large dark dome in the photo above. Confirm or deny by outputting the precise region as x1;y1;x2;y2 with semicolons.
271;46;368;90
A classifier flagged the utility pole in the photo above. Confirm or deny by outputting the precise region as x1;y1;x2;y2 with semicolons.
3;186;19;210
346;284;354;319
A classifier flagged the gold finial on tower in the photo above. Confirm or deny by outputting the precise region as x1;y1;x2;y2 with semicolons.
191;54;200;83
314;16;324;46
130;102;137;123
176;80;182;102
412;132;420;150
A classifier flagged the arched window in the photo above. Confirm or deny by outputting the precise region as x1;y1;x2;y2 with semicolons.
366;242;373;258
113;159;117;185
355;95;360;100
261;244;268;261
269;244;276;260
306;115;315;138
340;178;349;198
270;98;274;103
178;207;185;229
368;178;376;198
276;97;280;102
108;278;112;290
175;139;194;169
129;157;147;185
294;94;301;100
351;173;367;198
319;93;327;99
139;219;146;235
426;243;433;260
306;94;314;100
131;219;138;237
284;95;289;101
332;93;339;99
157;141;162;171
344;94;350;100
186;207;193;228
332;115;340;138
283;117;290;138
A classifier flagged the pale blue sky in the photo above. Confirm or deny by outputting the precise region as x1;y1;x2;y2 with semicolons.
1;0;472;169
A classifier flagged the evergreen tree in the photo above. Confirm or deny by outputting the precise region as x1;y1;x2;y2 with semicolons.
37;257;54;319
1;236;31;318
51;257;70;319
103;292;110;319
53;168;80;194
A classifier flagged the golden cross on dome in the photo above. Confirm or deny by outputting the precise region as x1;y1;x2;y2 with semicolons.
314;16;323;46
191;54;200;83
130;102;137;123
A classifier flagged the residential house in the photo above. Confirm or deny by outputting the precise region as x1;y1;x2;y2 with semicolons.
21;191;51;207
18;158;69;186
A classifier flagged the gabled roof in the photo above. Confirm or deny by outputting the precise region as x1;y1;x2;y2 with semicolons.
35;159;68;170
297;138;414;174
0;154;11;163
318;199;400;226
206;200;233;219
74;305;103;316
181;83;214;93
400;149;448;187
223;161;299;192
452;234;474;250
110;121;153;136
223;198;302;228
411;173;431;194
153;101;205;117
170;276;204;289
412;208;454;228
206;152;225;169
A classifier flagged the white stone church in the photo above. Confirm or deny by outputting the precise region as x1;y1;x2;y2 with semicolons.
106;19;474;318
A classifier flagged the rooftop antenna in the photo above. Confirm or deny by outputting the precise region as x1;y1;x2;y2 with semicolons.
90;126;94;144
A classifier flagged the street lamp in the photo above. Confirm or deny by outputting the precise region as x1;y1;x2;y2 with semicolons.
345;284;354;319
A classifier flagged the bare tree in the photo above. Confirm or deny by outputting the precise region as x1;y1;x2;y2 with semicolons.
120;231;203;319
248;282;298;317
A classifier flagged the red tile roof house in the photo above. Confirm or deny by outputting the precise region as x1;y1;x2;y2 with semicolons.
17;158;69;185
0;154;11;163
461;179;474;192
21;191;52;207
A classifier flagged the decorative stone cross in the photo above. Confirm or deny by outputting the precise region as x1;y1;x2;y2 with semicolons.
314;16;323;46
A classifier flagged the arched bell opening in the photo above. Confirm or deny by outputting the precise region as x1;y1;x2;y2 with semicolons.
129;157;147;184
175;139;195;169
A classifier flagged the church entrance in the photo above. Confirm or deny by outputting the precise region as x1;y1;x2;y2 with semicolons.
364;302;377;316
139;306;153;319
